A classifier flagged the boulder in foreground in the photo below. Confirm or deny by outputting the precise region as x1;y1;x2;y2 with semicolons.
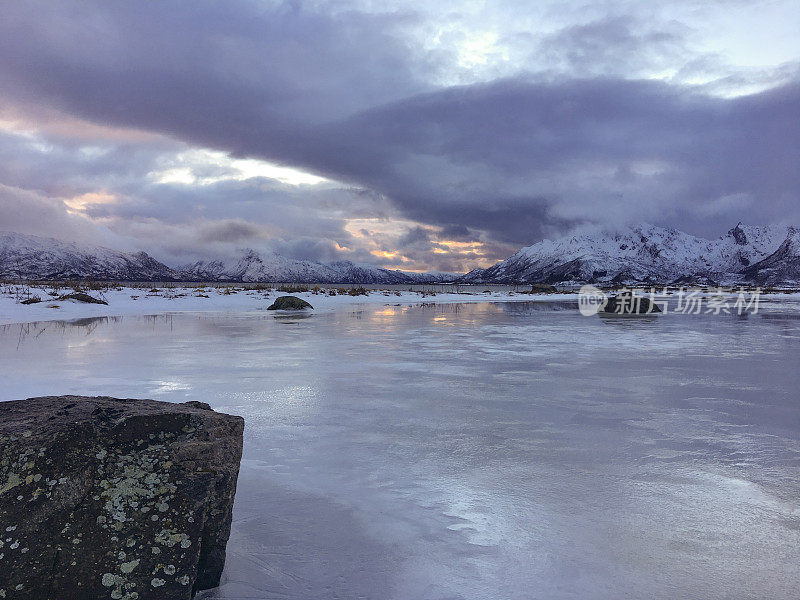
266;295;313;310
0;396;244;599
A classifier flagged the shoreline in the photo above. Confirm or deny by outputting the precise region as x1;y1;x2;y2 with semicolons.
0;284;578;326
2;283;800;326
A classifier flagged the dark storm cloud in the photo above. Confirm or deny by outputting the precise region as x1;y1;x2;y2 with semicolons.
316;76;800;238
397;226;431;247
0;1;429;129
198;220;263;243
269;236;374;264
0;0;797;270
438;224;476;242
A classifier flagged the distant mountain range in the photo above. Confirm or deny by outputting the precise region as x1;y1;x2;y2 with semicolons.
2;224;800;286
462;223;800;286
180;249;455;284
0;232;455;284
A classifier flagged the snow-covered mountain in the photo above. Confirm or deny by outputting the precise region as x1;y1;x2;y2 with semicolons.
0;232;457;283
325;261;454;284
181;249;339;283
6;225;800;286
0;232;178;281
742;227;800;286
181;250;456;284
460;223;799;286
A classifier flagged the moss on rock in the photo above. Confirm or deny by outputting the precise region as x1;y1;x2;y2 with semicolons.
0;396;243;599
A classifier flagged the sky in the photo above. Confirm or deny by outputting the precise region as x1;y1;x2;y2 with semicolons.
0;0;798;272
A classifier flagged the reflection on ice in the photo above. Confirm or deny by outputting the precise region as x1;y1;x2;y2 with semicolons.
1;301;799;599
272;312;314;323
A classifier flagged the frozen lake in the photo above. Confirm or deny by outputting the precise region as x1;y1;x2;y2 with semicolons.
2;301;800;599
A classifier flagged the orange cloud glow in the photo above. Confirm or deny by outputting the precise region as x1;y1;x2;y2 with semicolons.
63;191;117;213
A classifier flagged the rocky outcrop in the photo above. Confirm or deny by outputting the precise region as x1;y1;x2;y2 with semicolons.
267;295;313;310
0;396;244;599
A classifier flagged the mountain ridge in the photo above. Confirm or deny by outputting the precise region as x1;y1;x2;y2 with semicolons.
460;223;800;286
0;231;179;281
3;224;800;286
0;231;456;284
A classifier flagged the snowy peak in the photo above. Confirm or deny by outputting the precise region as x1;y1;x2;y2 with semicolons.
5;225;799;286
182;249;340;283
728;222;748;245
0;232;456;284
461;223;799;286
181;250;456;284
0;231;178;281
742;227;800;285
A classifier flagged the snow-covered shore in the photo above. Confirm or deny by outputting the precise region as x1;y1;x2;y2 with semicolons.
3;283;799;326
0;284;578;326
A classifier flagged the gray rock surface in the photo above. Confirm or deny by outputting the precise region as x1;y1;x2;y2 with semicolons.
0;396;244;599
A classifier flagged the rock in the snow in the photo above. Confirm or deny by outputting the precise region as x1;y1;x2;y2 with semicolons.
601;291;662;314
56;292;108;304
0;396;244;599
266;295;313;310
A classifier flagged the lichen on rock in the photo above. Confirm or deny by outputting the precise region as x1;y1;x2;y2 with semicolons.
0;396;244;599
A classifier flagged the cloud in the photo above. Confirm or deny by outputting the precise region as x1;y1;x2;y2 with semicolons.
197;219;265;243
535;16;690;78
397;226;431;247
438;224;477;242
0;183;129;249
0;0;797;272
302;76;800;240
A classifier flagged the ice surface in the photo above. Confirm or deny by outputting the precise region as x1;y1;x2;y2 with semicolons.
2;302;799;599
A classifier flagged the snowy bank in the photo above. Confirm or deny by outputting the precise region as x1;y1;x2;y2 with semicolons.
3;283;799;326
0;284;577;326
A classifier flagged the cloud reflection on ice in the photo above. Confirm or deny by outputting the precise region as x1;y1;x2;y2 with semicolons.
1;301;799;599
